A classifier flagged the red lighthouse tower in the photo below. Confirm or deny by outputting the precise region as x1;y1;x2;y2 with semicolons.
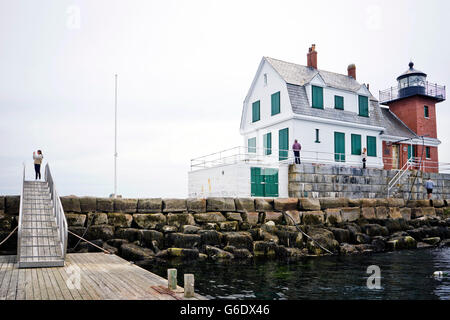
379;62;446;173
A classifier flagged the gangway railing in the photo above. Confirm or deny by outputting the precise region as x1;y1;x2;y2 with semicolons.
45;164;68;259
16;164;26;261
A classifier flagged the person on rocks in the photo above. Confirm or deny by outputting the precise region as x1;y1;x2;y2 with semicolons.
33;150;43;180
425;177;434;200
292;139;301;164
362;147;367;169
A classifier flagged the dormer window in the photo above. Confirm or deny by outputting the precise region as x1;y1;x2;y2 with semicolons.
358;95;369;117
334;95;344;110
312;86;324;109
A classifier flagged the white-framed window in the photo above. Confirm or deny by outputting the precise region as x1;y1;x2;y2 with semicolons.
263;73;268;86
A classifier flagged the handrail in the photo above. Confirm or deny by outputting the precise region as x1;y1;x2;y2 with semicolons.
45;164;68;259
387;158;413;197
17;163;25;261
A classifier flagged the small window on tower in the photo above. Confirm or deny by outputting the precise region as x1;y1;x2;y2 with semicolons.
426;147;431;159
264;73;268;86
424;105;429;118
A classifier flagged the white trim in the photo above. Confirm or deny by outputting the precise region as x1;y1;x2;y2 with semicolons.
380;134;441;146
293;114;385;131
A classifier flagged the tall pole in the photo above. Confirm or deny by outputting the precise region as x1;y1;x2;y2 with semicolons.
114;74;118;198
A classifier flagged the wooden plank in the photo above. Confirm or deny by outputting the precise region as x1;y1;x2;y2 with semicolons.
36;267;49;300
5;260;19;300
50;265;74;300
24;267;33;300
56;262;83;300
0;256;14;299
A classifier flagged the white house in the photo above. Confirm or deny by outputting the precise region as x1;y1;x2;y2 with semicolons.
188;45;420;198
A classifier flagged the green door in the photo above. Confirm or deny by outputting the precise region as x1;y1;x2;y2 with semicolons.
251;167;279;197
334;132;345;162
279;128;289;161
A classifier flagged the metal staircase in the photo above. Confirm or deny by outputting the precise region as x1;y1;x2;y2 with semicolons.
387;157;418;198
17;164;68;268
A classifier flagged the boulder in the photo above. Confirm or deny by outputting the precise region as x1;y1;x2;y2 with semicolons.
133;213;166;229
163;199;187;213
223;232;253;251
340;243;359;255
341;207;360;222
193;212;226;223
364;224;389;237
407;200;431;208
306;227;339;254
138;230;164;248
0;196;4;214
361;198;377;207
302;211;325;225
103;243;119;255
225;247;253;259
388;207;403;219
329;228;351;243
387;198;405;207
166;233;201;248
275;246;305;261
60;196;81;213
431;199;445;208
259;229;279;244
65;213;87;227
115;228;141;242
167;248;199;260
79;197;97;213
253;241;277;257
263;212;284;224
107;213;133;228
325;209;342;225
113;198;137;213
319;197;349;209
4;196;20;216
181;225;201;234
422;207;436;217
274;226;300;247
234;198;255;212
422;237;440;245
186;198;206;213
371;237;386;252
97;198;114;213
137;198;162;213
0;214;15;231
86;225;114;241
299;198;321;211
387;236;417;250
375;198;388;207
348;199;362;207
206;197;236;212
205;245;234;260
355;233;371;244
400;207;411;221
219;221;238;231
224;212;243;222
274;198;298;211
361;207;376;220
67;227;86;247
384;219;408;233
243;212;260;225
199;230;222;246
162;225;178;234
120;243;154;261
375;207;388;219
167;213;195;228
87;212;108;225
285;211;301;225
201;223;218;231
254;198;274;212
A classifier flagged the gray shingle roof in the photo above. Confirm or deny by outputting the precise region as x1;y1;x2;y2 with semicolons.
286;84;385;128
265;56;376;98
379;108;417;139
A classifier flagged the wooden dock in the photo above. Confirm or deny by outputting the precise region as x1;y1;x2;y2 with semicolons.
0;252;206;300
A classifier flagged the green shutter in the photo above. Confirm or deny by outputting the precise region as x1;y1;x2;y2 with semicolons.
408;145;412;159
252;101;260;122
351;134;362;155
271;92;280;115
367;136;377;157
334;95;344;110
248;137;256;153
279;128;289;161
334;132;345;162
424;105;429;118
251;167;264;197
312;86;324;109
358;95;369;117
264;133;272;155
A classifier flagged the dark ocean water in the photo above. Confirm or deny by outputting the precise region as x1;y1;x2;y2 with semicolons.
145;247;450;300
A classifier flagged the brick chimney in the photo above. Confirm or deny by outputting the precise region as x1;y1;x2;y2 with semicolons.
307;44;317;69
347;64;356;79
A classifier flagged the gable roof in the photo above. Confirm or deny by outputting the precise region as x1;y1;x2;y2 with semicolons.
379;107;417;139
265;56;376;99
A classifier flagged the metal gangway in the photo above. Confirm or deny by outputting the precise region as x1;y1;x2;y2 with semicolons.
17;164;68;268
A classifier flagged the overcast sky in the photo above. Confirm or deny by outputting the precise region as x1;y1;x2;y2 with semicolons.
0;0;449;198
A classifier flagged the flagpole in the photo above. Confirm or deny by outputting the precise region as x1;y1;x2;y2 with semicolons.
114;74;118;198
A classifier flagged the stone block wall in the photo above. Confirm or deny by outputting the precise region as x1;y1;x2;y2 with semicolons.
288;164;450;199
1;195;449;264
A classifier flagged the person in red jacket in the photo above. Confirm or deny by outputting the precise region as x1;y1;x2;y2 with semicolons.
292;140;301;164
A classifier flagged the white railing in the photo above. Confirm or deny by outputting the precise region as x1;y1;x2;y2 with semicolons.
387;158;413;197
191;146;385;170
45;164;68;259
16;163;25;261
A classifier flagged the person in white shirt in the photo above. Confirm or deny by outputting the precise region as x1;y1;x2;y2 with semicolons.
361;148;367;169
33;150;43;180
